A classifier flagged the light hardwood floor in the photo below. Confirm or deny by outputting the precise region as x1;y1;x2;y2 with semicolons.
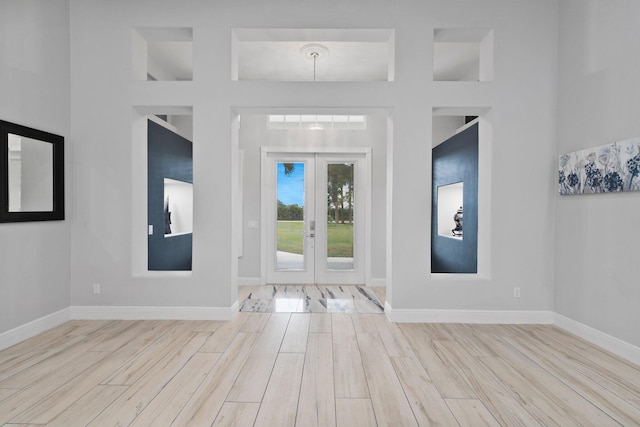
1;305;640;425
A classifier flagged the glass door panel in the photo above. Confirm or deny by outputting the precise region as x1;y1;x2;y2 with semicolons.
276;162;305;270
266;154;315;284
314;154;366;285
326;163;355;270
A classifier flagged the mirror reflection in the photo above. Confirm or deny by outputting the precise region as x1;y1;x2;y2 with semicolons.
7;134;54;212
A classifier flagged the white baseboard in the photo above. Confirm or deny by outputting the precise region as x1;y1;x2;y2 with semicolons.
384;303;554;324
238;277;262;286
384;301;394;322
367;278;386;287
71;302;239;321
0;307;71;351
554;313;640;366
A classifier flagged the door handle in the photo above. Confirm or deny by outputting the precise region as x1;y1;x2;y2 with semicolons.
308;233;315;238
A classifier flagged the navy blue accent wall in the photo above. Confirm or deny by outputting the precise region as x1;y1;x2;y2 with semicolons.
148;120;193;271
431;123;479;273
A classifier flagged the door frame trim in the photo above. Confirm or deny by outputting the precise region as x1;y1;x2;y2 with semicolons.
260;146;372;285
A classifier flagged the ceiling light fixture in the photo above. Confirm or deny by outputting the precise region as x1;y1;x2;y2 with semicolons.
299;43;329;81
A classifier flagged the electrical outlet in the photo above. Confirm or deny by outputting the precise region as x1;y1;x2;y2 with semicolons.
513;287;520;298
93;283;101;295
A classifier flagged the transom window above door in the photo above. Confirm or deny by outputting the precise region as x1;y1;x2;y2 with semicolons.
268;115;366;130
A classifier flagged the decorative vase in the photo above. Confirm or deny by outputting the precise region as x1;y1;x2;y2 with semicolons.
452;206;463;236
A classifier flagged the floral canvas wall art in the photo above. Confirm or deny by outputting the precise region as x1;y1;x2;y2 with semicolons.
559;137;640;195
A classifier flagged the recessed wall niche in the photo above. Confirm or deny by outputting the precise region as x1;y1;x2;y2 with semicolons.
437;182;463;238
431;123;478;273
232;29;395;81
132;28;193;81
147;115;193;271
131;106;193;275
433;28;493;81
431;107;492;276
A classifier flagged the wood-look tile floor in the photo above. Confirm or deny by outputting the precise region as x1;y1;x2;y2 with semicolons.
1;294;639;425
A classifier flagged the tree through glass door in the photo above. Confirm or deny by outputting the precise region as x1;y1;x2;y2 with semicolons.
325;163;355;270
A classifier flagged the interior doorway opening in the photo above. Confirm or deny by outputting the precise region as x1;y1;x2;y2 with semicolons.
233;109;390;291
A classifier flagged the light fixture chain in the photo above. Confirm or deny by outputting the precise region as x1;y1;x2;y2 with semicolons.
312;52;318;81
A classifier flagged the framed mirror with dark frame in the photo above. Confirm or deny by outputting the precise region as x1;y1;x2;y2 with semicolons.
0;119;64;223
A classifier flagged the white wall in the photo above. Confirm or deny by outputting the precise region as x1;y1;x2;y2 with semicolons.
432;116;464;147
0;0;71;334
68;0;558;314
238;114;387;282
168;115;193;141
555;0;640;347
71;0;237;308
389;1;558;312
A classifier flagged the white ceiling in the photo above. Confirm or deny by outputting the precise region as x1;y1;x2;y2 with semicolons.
238;41;390;81
433;42;480;81
148;41;193;81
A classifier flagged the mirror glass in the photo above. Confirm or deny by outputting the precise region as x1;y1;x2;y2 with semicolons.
437;182;463;239
8;134;54;212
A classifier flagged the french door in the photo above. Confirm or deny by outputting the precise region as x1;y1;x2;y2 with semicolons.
263;151;369;285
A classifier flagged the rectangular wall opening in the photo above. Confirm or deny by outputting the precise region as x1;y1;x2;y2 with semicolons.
431;107;492;277
132;27;193;81
131;106;193;276
433;28;493;82
232;29;395;81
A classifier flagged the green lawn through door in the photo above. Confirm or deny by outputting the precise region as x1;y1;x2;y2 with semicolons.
277;221;353;257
